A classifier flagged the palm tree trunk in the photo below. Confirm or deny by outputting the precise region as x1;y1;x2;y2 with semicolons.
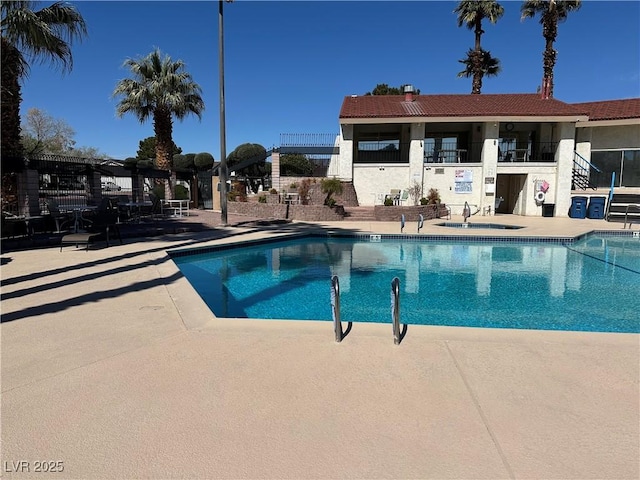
153;109;175;200
541;9;559;99
472;17;484;94
1;39;25;162
471;50;483;94
1;39;25;212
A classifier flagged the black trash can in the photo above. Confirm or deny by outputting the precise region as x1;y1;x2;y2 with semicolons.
587;196;606;219
570;196;588;219
542;203;555;217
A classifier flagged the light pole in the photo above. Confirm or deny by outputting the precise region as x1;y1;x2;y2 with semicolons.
218;0;231;225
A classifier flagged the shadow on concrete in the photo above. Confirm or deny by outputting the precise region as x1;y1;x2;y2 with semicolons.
1;270;183;324
1;220;367;324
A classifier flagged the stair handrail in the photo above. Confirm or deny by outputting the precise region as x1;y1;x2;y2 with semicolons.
623;203;640;230
573;151;601;174
605;172;616;220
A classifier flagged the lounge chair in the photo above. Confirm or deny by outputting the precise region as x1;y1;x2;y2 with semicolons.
60;198;122;251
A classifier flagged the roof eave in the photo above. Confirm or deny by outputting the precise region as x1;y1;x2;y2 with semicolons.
576;118;640;128
340;115;589;124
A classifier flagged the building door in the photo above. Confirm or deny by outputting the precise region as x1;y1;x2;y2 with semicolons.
495;174;526;214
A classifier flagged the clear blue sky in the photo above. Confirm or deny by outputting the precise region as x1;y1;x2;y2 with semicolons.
20;1;640;160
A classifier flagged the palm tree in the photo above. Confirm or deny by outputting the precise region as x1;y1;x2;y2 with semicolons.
521;0;581;98
1;0;86;209
457;48;501;94
113;48;204;199
454;0;504;94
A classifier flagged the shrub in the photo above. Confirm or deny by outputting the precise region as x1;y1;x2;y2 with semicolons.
426;188;441;204
258;195;267;203
409;182;422;206
420;197;428;205
326;197;336;208
298;178;313;205
175;184;189;200
384;197;395;206
152;184;165;200
231;181;247;202
321;177;343;206
269;188;278;195
289;182;298;189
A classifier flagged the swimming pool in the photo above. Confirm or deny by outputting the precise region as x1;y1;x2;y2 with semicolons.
171;234;640;333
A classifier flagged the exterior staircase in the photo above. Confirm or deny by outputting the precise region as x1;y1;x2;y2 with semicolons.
343;206;376;221
606;193;640;226
572;152;600;191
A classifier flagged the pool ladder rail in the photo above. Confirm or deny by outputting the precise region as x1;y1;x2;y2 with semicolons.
400;214;424;233
331;275;406;345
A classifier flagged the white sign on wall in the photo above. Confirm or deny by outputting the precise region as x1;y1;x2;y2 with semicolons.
455;169;473;193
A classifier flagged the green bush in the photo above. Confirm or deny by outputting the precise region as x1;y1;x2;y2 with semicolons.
175;184;189;200
152;184;165;200
269;188;278;195
384;197;395;206
420;197;428;205
258;195;267;203
321;177;343;206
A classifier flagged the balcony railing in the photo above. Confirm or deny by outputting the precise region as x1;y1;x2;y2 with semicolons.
498;142;558;163
355;141;559;165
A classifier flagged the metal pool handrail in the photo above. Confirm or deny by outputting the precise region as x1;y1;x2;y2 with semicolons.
331;275;342;342
391;277;401;345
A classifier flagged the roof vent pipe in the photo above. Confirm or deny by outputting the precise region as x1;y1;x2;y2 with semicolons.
403;84;415;102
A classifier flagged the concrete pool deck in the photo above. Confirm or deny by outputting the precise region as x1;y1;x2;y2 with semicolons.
1;214;638;479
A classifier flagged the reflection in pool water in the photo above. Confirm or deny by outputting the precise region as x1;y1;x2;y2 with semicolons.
435;222;524;230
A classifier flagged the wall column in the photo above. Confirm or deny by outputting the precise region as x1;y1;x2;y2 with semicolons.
555;122;577;217
18;169;40;216
271;150;280;192
481;122;500;215
408;123;426;203
337;124;353;181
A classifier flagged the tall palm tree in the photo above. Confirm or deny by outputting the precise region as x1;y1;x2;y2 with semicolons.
1;0;86;174
113;49;204;199
457;48;501;94
454;0;504;94
521;0;581;98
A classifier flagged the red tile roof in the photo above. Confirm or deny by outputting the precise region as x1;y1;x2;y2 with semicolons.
571;98;640;121
339;93;590;119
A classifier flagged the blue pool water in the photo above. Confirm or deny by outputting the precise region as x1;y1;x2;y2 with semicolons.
172;235;640;333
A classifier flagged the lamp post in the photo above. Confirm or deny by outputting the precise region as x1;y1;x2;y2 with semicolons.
218;0;231;225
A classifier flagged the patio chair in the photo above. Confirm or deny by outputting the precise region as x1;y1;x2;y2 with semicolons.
45;199;71;233
386;189;401;205
61;198;121;250
399;189;410;205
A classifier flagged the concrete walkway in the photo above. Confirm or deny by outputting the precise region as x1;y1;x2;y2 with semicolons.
1;214;638;479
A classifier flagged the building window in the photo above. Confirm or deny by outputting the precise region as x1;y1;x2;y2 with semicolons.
591;149;640;187
356;134;405;163
424;135;459;163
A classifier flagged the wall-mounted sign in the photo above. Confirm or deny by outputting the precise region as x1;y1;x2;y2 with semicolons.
485;176;495;194
455;169;473;182
455;169;473;193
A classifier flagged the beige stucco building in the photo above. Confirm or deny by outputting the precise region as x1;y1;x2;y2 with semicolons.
330;90;639;217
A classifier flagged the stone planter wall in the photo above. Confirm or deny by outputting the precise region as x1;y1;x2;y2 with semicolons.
228;202;345;221
373;204;449;222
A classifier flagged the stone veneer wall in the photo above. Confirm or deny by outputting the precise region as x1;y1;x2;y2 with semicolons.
374;204;449;222
228;202;345;221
